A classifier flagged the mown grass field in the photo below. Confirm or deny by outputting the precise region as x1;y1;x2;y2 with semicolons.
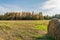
0;20;54;40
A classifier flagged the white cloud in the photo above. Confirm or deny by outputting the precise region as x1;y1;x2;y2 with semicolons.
0;0;60;16
42;0;60;16
0;4;23;14
43;0;60;9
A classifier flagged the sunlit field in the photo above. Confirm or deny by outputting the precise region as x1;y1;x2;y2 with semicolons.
0;20;54;40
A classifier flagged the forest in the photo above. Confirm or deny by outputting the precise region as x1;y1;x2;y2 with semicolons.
0;11;52;20
0;11;59;20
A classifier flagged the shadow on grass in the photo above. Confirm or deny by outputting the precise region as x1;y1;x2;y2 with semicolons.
33;34;55;40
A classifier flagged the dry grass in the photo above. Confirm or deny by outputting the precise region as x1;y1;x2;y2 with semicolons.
0;20;54;40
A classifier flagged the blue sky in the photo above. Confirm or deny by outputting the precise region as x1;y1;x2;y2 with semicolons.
0;0;60;16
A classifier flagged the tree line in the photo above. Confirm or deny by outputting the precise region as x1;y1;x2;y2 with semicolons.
0;11;59;20
0;12;43;20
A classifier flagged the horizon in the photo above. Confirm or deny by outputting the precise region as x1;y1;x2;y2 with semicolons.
0;0;60;16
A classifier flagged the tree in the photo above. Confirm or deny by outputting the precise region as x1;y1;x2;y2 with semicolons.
39;12;44;20
44;15;51;20
0;15;4;20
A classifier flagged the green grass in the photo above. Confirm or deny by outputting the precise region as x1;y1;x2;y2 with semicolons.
0;20;54;40
33;34;55;40
34;25;47;31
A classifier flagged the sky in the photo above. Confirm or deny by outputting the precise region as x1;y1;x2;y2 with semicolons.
0;0;60;16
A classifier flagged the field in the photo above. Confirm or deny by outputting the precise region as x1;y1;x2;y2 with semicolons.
0;20;54;40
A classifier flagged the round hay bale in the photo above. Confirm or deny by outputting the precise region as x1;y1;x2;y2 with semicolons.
48;19;60;40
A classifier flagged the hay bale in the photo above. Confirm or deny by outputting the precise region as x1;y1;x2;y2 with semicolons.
48;19;60;40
